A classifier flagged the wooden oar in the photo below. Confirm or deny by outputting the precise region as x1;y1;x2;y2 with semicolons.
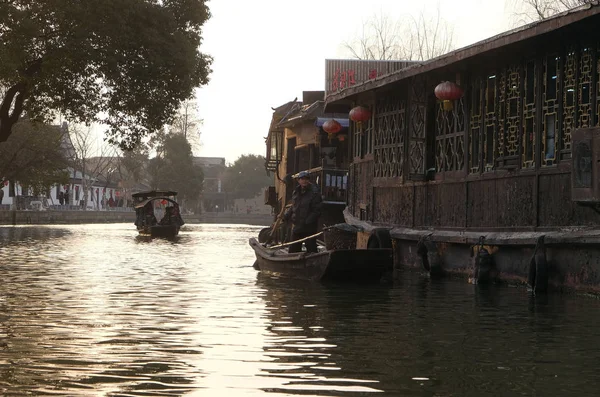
266;202;289;244
266;226;333;250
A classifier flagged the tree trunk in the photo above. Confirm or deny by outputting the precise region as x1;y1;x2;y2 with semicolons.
0;83;26;142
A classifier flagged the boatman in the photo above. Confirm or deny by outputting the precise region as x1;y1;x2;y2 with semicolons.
283;170;322;253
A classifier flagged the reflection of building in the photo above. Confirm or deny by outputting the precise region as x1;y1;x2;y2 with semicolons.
193;157;226;212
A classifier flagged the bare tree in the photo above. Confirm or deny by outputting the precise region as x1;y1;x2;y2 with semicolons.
510;0;592;23
342;6;455;61
168;99;203;154
409;7;455;61
342;12;405;60
68;124;116;210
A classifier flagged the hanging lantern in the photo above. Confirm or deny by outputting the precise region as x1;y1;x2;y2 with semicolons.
322;119;342;142
161;199;167;205
338;133;348;142
434;81;464;111
349;106;372;130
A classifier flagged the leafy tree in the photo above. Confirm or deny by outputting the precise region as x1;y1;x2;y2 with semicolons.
0;0;212;149
224;154;271;200
148;134;203;210
0;120;70;195
115;144;150;206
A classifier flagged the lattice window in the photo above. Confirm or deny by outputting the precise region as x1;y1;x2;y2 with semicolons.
353;120;361;158
542;54;560;167
484;75;497;171
522;61;536;169
597;46;600;126
409;79;426;175
578;47;593;129
373;95;405;178
435;98;465;172
353;115;373;159
469;77;482;173
563;49;576;152
505;65;521;157
497;71;506;161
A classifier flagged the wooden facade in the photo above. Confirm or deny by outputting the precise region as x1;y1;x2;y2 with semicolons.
340;8;600;232
264;92;350;236
316;5;600;292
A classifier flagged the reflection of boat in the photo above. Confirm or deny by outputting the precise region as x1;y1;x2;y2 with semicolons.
132;191;185;238
249;237;392;282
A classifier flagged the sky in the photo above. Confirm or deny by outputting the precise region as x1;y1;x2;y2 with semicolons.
194;0;514;164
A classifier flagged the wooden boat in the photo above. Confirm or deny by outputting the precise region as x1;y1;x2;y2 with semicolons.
132;190;185;238
248;237;393;282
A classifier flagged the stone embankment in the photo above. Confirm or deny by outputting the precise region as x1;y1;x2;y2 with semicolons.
0;210;272;226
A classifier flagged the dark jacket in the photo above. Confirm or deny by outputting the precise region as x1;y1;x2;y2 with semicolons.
284;183;322;231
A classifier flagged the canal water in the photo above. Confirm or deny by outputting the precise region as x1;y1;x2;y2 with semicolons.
1;223;600;396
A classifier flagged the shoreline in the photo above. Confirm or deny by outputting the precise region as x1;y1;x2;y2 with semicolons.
0;210;272;227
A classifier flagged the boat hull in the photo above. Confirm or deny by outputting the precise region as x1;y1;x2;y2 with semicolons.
249;238;392;282
139;225;179;238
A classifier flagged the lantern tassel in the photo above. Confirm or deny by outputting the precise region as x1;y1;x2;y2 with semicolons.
442;100;453;111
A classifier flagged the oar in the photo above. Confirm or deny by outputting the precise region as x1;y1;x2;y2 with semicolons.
266;226;333;250
266;202;289;244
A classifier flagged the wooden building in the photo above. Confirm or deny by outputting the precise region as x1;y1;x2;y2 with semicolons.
324;3;600;293
264;91;350;233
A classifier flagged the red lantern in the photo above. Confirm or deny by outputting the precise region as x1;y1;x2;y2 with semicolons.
434;81;464;111
349;106;372;130
322;119;342;142
161;199;167;205
338;133;347;142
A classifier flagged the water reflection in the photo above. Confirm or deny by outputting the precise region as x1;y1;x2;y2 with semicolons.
256;274;388;395
0;224;600;396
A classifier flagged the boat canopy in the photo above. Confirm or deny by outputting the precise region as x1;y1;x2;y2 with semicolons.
132;190;178;199
134;196;180;209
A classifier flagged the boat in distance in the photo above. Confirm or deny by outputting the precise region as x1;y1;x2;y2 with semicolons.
132;190;185;238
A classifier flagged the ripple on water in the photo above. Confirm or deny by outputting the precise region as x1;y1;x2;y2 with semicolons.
1;224;600;396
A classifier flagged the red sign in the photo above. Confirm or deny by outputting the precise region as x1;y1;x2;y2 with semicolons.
331;69;357;91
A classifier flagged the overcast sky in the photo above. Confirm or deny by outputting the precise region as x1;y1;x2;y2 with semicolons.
195;0;514;163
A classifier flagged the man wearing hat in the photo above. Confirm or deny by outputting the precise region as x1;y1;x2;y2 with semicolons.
283;170;323;253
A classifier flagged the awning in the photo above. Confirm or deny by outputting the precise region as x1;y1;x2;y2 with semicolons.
134;197;179;209
315;117;349;128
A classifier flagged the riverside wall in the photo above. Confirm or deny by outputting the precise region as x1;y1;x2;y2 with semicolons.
0;210;272;226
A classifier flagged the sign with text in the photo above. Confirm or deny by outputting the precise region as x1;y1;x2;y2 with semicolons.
325;59;414;97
